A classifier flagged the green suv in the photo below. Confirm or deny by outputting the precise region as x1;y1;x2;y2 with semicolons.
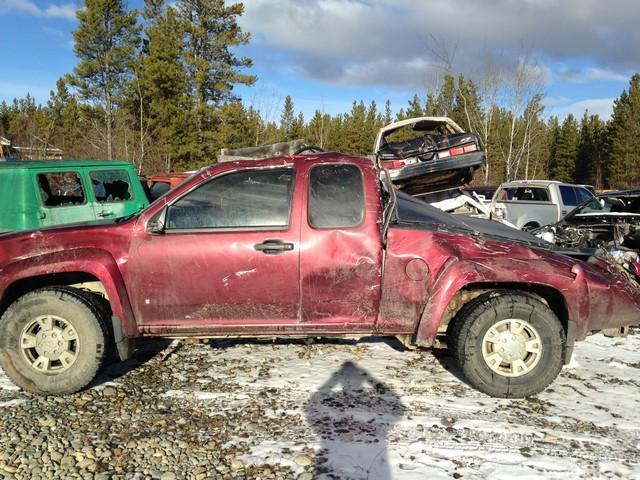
0;160;149;233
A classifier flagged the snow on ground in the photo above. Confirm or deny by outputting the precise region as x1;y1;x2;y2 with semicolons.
1;331;639;479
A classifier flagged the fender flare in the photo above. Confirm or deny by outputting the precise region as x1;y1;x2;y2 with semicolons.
0;248;138;337
415;258;578;348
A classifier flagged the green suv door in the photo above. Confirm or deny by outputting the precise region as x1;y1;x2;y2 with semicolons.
35;169;96;228
87;167;147;221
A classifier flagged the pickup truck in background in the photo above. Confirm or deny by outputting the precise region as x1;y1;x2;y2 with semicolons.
490;180;594;230
0;153;638;398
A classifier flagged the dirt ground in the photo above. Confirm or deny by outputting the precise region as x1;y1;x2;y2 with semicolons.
1;330;639;480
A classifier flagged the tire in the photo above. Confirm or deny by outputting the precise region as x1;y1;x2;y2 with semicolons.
447;291;565;398
522;222;540;232
0;287;111;395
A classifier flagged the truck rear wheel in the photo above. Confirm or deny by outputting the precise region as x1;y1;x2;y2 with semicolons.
0;287;110;395
448;291;565;398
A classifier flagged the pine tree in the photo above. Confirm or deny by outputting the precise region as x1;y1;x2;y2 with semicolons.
452;75;482;133
291;112;305;141
607;73;640;188
383;100;392;125
406;94;423;118
279;95;295;141
69;0;140;159
138;0;189;168
342;101;369;155
47;78;82;156
307;110;331;149
551;114;578;183
177;0;255;162
435;74;456;116
576;112;606;187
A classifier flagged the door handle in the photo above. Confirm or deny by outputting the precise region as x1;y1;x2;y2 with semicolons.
254;239;294;255
98;210;114;218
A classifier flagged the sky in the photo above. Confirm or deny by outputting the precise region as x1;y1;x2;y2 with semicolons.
0;0;638;122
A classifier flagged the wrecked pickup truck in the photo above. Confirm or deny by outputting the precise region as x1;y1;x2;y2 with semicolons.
0;153;638;398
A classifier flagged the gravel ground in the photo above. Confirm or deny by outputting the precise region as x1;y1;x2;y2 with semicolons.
0;330;639;480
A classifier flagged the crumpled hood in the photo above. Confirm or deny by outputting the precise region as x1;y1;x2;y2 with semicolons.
394;191;553;248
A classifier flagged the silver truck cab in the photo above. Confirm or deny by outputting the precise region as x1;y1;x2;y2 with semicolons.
490;180;594;230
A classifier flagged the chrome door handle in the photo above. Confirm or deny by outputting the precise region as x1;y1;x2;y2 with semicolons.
254;239;294;255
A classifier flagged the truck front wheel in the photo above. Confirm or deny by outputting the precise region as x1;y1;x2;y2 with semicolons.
448;291;565;398
0;287;110;395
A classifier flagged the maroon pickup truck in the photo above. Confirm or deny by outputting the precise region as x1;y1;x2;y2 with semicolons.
0;153;638;397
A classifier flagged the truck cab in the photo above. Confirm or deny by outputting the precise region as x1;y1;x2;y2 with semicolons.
491;180;594;230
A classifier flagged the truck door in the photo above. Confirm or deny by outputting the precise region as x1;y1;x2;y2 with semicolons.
88;168;147;220
127;167;301;327
299;163;383;327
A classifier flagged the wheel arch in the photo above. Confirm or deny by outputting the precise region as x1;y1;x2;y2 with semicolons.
439;283;570;335
416;280;575;357
0;249;138;338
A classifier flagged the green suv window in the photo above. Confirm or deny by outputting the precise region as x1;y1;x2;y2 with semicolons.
37;172;86;207
90;169;133;203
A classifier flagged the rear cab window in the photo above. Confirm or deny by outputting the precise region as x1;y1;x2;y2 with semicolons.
37;171;86;207
497;186;550;202
308;164;365;228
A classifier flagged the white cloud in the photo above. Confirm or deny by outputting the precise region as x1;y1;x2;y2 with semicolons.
559;66;630;84
240;0;640;88
566;98;615;119
0;0;77;20
550;98;615;120
584;67;629;83
44;3;77;20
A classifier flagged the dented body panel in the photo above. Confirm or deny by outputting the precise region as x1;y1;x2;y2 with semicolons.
0;153;638;347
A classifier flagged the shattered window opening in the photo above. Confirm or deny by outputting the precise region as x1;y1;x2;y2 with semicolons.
37;171;86;208
89;170;133;203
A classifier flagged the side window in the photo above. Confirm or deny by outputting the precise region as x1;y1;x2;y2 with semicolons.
167;168;294;230
90;170;133;202
497;188;513;201
149;181;171;201
575;187;593;204
37;172;86;207
309;164;364;228
559;185;578;207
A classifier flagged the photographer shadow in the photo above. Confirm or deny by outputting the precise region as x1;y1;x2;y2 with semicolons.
305;361;405;479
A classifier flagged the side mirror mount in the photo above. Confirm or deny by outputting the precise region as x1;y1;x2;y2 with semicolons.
147;207;167;234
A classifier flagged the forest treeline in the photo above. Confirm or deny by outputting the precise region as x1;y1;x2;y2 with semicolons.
0;0;639;188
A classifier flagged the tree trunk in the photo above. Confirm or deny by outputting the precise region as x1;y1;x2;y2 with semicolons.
105;90;113;160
